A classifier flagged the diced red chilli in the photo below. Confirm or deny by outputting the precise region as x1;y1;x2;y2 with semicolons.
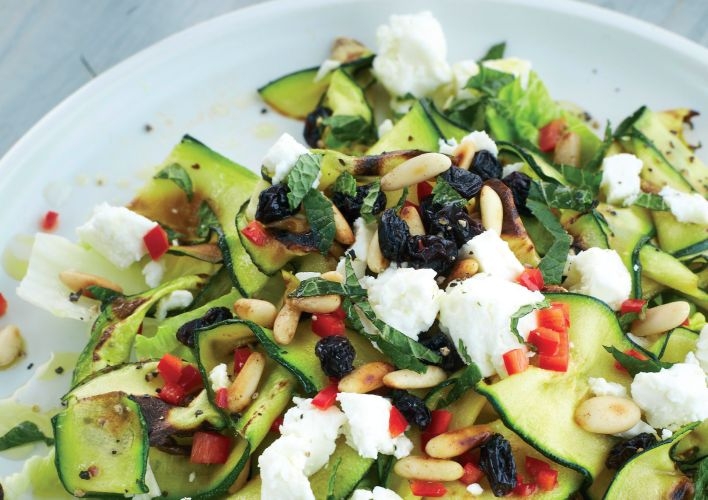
389;406;408;437
143;225;170;260
215;388;229;409
157;353;183;384
40;210;59;231
233;347;253;374
311;383;339;409
0;293;7;317
410;480;446;497
178;364;203;393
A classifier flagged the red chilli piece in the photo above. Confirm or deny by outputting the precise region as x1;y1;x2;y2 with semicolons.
178;364;203;393
190;431;231;464
536;467;559;491
331;306;346;320
311;383;339;410
159;382;186;406
143;225;170;260
538;118;567;152
215;388;229;409
503;348;529;375
459;462;485;485
421;409;453;448
410;480;446;497
537;303;569;333
0;293;7;317
620;298;647;315
241;220;270;246
512;474;537;496
538;329;569;372
417;181;434;202
157;353;183;384
40;210;60;231
233;347;253;374
527;327;561;356
389;406;408;437
312;313;346;337
517;268;544;292
525;456;552;478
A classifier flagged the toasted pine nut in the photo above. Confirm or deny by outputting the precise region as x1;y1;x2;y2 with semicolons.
425;425;492;459
393;456;464;482
454;141;476;170
574;396;641;434
480;186;503;235
445;258;480;284
59;270;123;294
331;203;355;246
631;301;691;337
288;294;341;314
0;325;23;368
383;366;447;390
321;271;344;283
553;131;581;167
367;231;389;274
273;303;301;345
227;352;266;413
233;299;278;329
400;206;425;236
338;361;395;393
380;153;452;191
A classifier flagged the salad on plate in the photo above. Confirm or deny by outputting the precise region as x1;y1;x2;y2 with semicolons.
1;10;707;500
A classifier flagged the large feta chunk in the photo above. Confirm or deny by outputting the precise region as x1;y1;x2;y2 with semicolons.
259;435;314;500
481;57;532;89
438;273;544;377
600;153;643;206
630;354;708;430
362;266;443;340
142;260;165;288
262;133;311;185
337;392;413;459
563;248;631;310
659;186;708;225
76;203;156;268
459;230;524;281
372;12;452;101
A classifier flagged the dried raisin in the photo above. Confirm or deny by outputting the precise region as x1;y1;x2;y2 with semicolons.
303;106;332;148
472;150;502;180
332;183;387;225
378;209;411;261
502;171;532;215
479;434;517;497
315;336;355;379
176;307;233;347
255;184;298;224
405;234;457;275
391;390;431;428
605;433;657;469
440;166;483;199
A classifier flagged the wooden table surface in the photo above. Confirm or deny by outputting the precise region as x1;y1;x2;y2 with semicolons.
1;0;707;158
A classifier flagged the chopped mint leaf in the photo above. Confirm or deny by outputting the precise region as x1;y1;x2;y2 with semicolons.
302;189;335;254
377;455;395;487
558;164;602;192
510;299;550;342
0;421;54;451
333;172;357;197
632;193;669;211
154;163;194;201
196;201;219;239
526;197;572;285
445;96;487;132
604;346;672;377
432;177;466;205
326;457;342;500
286;154;322;210
323;115;375;149
360;181;382;223
393;187;409;213
585;122;613;173
694;457;708;500
479;42;506;62
428;364;483;409
466;66;515;96
529;180;596;212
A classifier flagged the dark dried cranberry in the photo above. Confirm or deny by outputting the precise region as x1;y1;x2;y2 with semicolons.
255;184;298;224
332;184;387;225
502;171;532;215
472;150;502;180
378;209;411;261
405;234;457;275
439;166;483;199
605;433;657;469
303;106;332;148
419;332;465;372
479;434;517;497
420;199;483;248
391;390;431;428
315;336;355;379
176;307;233;347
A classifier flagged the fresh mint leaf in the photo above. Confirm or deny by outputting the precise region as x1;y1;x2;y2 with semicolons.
585;122;613;173
154;163;194;201
510;299;550;342
529;180;596;211
558;164;602;191
428;364;483;409
604;346;672;377
694;457;708;500
326;457;342;500
457;339;472;365
377;455;395;487
479;42;506;62
323;115;375;149
526;198;572;285
393;187;409;212
333;172;357;197
445;96;487;132
466;66;515;96
286;154;322;210
360;181;382;223
289;277;365;299
196;201;219;239
632;193;669;211
85;285;122;304
432;177;466;205
0;421;53;451
302;189;335;254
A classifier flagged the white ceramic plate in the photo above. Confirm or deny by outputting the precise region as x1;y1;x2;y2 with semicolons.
1;0;707;480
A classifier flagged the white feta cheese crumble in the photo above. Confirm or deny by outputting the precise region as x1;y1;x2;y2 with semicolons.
154;290;193;321
563;248;631;311
459;230;524;281
482;57;532;89
208;363;230;392
377;119;394;138
588;377;628;398
142;260;165;288
372;12;452;101
438;273;544;377
614;419;656;439
188;471;196;483
362;266;443;340
262;133;312;186
451;59;479;97
661;429;674;440
600;153;643;206
314;58;342;82
295;271;321;282
350;487;403;500
337;392;413;459
696;324;708;375
502;162;524;178
438;130;498;158
348;218;377;263
659;186;708;225
76;203;156;269
467;483;484;496
259;435;315;500
631;354;708;430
